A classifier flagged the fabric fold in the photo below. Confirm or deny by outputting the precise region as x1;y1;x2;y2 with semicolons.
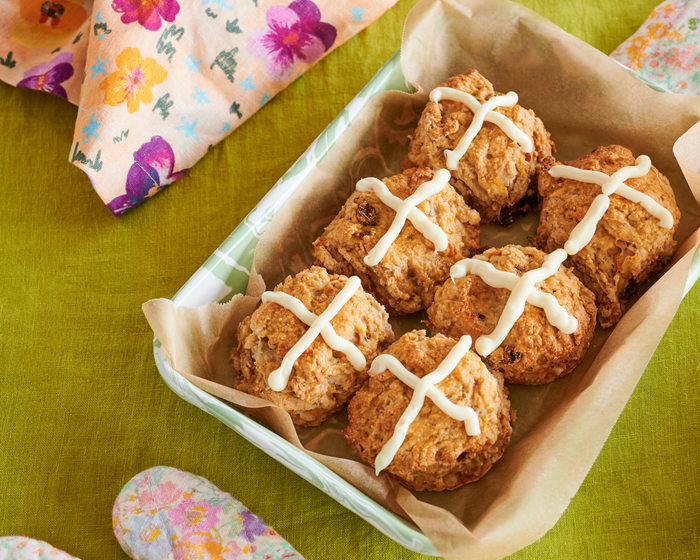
0;0;399;215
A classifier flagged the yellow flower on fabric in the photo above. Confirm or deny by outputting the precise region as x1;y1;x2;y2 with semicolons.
624;20;683;70
626;35;651;69
10;0;88;49
99;47;167;114
176;534;227;560
647;22;682;42
140;524;161;543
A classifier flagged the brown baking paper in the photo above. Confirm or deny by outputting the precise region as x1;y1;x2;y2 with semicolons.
142;0;700;558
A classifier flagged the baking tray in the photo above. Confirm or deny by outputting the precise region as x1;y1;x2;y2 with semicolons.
152;50;700;555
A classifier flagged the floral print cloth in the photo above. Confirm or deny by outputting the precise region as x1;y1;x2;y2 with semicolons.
0;0;397;215
611;0;700;93
0;537;80;560
113;466;304;559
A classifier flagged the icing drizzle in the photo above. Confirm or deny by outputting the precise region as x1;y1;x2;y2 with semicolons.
356;80;672;478
356;168;452;266
369;335;480;475
429;87;533;170
450;249;578;357
548;155;674;255
263;276;366;392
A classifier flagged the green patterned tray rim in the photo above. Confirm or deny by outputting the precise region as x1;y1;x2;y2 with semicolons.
152;345;437;555
152;49;700;557
155;51;440;556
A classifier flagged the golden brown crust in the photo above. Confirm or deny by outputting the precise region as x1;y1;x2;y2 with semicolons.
232;266;395;426
312;167;481;316
404;70;555;224
534;145;681;328
343;330;513;491
428;245;597;385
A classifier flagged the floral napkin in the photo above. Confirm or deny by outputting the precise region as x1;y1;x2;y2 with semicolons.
0;537;80;560
0;0;398;215
113;466;304;559
0;466;304;559
611;0;700;94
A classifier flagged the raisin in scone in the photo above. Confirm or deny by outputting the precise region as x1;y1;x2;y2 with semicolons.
428;245;597;385
313;167;480;315
344;330;514;491
404;70;555;225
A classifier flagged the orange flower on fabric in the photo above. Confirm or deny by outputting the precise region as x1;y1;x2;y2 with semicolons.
10;0;88;49
99;47;167;113
626;35;651;69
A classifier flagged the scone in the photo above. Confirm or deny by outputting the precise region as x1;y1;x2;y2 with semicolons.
233;266;394;426
534;145;680;328
404;70;555;225
313;167;480;316
344;330;514;491
428;245;597;385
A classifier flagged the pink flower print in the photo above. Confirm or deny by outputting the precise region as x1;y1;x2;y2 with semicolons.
660;2;678;19
663;44;698;70
155;481;181;505
111;0;180;31
248;0;337;82
289;0;337;50
136;490;155;510
650;59;659;68
135;468;155;489
136;480;181;510
167;498;222;536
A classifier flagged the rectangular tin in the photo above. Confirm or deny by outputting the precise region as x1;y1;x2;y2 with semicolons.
152;51;700;555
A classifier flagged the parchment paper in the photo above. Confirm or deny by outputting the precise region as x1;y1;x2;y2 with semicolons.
143;1;700;558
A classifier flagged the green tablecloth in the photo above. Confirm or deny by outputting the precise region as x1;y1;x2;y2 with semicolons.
1;1;698;558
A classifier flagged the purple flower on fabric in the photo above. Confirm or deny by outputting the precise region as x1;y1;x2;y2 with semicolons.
16;52;74;100
111;0;180;31
107;136;189;216
237;509;268;543
248;0;337;82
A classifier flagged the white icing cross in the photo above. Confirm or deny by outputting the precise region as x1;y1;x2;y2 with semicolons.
548;155;674;255
429;87;533;171
263;276;366;392
356;168;452;266
369;335;481;475
450;249;578;357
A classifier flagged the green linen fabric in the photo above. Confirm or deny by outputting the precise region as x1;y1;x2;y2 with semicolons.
0;1;698;559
